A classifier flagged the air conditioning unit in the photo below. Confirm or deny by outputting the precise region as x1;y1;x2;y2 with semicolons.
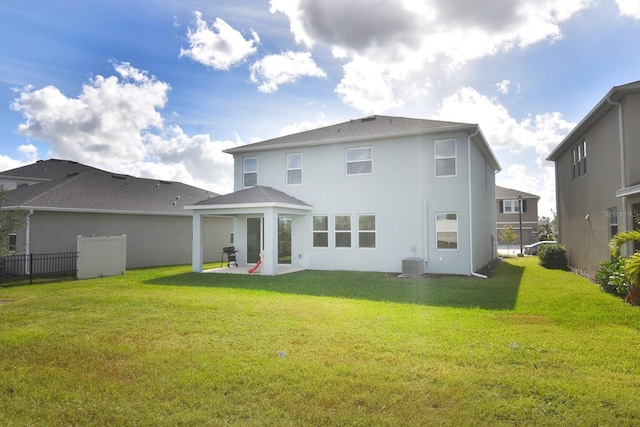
401;258;424;277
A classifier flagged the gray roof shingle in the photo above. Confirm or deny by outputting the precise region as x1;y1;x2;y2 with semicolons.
192;186;310;207
225;115;475;153
496;185;539;200
1;159;219;214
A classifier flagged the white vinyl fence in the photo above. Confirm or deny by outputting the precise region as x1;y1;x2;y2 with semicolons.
77;235;126;279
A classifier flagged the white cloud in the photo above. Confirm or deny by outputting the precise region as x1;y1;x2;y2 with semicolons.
271;0;593;112
11;61;168;170
10;62;239;195
17;144;38;162
497;80;511;94
249;51;327;93
335;56;405;113
180;11;259;70
616;0;640;19
433;87;575;162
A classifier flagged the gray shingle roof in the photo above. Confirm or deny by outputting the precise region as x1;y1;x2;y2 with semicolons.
0;159;103;180
192;186;310;207
225;115;475;153
1;159;219;214
496;186;539;200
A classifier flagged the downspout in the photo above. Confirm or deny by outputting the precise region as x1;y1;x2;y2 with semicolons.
607;98;628;255
468;128;487;279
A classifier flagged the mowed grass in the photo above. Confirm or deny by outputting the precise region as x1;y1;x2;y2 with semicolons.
2;258;640;426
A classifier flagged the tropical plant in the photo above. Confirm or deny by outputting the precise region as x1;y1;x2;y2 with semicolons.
595;256;630;296
609;229;640;304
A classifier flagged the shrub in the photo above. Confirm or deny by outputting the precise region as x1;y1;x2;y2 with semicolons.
595;256;630;296
538;243;569;270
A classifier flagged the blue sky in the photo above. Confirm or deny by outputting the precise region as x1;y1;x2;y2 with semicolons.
1;0;640;216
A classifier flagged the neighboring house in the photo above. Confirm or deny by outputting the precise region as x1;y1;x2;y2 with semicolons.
187;115;501;276
496;186;540;246
547;80;640;277
0;159;231;268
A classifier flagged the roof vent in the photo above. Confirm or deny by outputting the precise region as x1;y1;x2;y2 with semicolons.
361;116;377;122
112;174;127;180
159;180;172;185
66;172;79;177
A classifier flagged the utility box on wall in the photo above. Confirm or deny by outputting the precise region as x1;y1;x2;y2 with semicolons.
77;235;127;279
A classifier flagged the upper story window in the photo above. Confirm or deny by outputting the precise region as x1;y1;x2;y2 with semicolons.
243;157;258;188
500;199;527;214
435;139;456;177
346;147;372;175
286;153;302;185
571;141;587;180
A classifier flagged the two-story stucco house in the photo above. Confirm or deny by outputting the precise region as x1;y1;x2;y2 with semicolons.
187;115;501;276
547;80;640;277
496;186;540;246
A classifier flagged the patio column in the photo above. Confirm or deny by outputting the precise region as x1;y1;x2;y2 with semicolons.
192;212;204;273
263;207;279;276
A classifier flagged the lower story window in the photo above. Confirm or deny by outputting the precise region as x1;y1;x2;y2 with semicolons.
335;215;352;248
313;215;328;248
357;214;376;248
609;208;618;238
436;212;458;250
9;233;16;252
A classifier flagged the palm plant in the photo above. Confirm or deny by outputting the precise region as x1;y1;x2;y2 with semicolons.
610;229;640;304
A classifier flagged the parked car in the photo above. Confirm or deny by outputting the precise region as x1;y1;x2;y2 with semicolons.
524;241;557;255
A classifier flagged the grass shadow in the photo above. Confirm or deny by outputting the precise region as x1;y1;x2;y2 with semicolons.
146;260;524;310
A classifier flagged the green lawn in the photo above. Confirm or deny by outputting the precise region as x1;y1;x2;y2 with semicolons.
2;258;640;426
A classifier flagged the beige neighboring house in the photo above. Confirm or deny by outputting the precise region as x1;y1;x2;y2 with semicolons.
547;80;640;277
0;159;232;269
496;186;539;246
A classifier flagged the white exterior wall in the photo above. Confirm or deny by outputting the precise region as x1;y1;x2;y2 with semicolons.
232;130;492;274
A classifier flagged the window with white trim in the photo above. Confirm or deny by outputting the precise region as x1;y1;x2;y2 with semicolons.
435;139;456;177
503;199;520;214
346;147;372;175
312;215;328;248
357;214;376;248
571;141;587;180
436;212;458;250
609;208;618;238
286;153;302;185
243;157;258;188
335;215;352;248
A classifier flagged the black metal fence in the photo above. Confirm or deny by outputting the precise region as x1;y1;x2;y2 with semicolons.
0;252;78;286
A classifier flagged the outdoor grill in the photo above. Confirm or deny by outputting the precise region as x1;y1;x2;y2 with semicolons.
220;246;238;267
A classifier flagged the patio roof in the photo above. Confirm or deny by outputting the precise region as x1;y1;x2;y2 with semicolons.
185;185;312;215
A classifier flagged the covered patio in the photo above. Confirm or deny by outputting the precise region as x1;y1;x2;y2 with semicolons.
204;265;305;275
185;186;312;276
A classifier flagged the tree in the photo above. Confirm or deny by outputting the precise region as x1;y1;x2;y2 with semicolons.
538;210;558;241
0;187;26;257
609;228;640;304
500;225;518;255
